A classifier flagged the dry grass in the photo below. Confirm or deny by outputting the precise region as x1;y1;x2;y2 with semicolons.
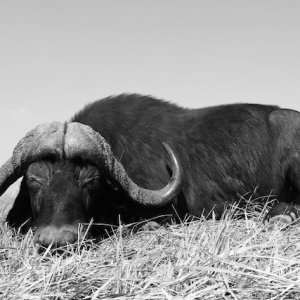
1;200;300;299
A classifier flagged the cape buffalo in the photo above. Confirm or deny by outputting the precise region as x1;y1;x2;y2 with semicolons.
0;94;300;246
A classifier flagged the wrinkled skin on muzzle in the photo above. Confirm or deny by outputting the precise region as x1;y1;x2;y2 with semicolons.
26;160;101;247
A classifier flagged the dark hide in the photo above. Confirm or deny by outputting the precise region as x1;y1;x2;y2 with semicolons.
7;94;300;244
71;94;282;216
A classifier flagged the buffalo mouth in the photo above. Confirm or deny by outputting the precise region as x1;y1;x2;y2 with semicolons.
34;224;81;248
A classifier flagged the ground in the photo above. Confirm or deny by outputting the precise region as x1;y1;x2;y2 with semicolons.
1;199;300;300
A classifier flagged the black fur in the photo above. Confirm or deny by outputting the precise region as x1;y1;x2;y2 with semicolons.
71;94;284;217
8;94;300;243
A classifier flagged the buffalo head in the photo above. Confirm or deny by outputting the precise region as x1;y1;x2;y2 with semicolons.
0;122;182;247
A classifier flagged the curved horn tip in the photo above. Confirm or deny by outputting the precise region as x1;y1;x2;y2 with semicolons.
127;142;183;207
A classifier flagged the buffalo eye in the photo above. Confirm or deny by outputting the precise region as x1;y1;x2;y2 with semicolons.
81;176;100;188
26;174;46;187
79;165;101;188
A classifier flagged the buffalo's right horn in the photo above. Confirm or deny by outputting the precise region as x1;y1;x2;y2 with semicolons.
65;122;182;207
0;122;65;197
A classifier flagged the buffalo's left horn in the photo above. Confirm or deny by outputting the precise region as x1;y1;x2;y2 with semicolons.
65;122;182;207
0;122;65;197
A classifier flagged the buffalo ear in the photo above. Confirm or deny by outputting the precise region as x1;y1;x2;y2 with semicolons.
0;178;22;222
6;177;33;233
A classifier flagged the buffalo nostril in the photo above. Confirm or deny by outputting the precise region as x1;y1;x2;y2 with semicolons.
34;225;80;248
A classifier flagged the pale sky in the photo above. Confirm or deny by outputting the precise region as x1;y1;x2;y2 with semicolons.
1;1;300;164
